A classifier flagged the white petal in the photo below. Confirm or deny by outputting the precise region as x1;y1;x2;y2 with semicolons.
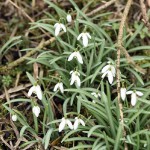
66;14;72;22
131;93;137;106
54;23;59;28
111;66;116;77
28;86;35;97
55;24;61;36
68;52;76;61
70;70;73;74
66;119;73;130
60;24;66;32
107;71;113;84
91;92;97;97
74;119;79;130
101;65;110;74
126;91;133;95
32;106;40;117
36;85;42;100
102;71;108;79
82;34;88;47
98;93;101;97
75;76;81;87
76;52;83;64
120;88;126;101
77;33;83;40
12;115;17;121
70;75;76;85
92;100;96;103
59;82;64;93
86;33;91;39
59;118;66;132
79;119;85;126
136;91;143;96
53;83;59;92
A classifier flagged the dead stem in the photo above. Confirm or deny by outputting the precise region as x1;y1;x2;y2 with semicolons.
86;0;116;17
117;0;133;149
140;0;150;31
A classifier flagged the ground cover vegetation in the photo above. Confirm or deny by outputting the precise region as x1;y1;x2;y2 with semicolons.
0;0;150;149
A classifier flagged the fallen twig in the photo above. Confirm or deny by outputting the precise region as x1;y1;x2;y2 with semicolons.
0;83;31;99
140;0;150;31
86;0;116;17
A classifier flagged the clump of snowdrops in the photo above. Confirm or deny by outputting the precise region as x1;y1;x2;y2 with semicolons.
3;1;150;149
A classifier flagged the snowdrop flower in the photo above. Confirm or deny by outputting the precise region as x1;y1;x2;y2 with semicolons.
77;32;91;47
91;92;101;98
54;23;66;36
66;14;72;23
32;105;40;117
120;87;127;101
28;84;42;100
53;82;64;93
70;70;81;87
101;62;116;84
59;117;73;132
91;92;101;103
126;90;143;106
74;117;85;130
12;114;17;121
68;51;83;64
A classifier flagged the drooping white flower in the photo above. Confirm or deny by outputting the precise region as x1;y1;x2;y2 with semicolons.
101;62;116;84
77;32;91;47
70;70;81;87
53;82;64;93
74;117;85;130
126;90;143;106
54;23;66;36
120;87;127;101
91;92;101;103
32;106;40;117
68;51;83;64
91;92;101;98
66;14;72;23
12;114;17;121
28;84;42;100
59;117;73;132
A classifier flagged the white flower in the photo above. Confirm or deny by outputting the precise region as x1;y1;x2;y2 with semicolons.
120;87;127;101
53;82;64;93
32;106;40;117
28;84;42;100
74;117;85;130
59;117;73;132
70;70;81;87
68;51;83;64
126;90;143;106
91;92;101;98
66;14;72;23
54;23;66;36
91;92;101;103
77;32;91;47
101;62;116;84
12;114;17;121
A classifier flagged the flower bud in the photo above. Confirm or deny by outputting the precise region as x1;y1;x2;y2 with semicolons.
66;14;72;23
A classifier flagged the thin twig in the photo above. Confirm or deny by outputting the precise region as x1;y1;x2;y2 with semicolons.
140;0;150;31
0;36;57;73
8;0;34;22
117;0;133;149
86;0;116;16
0;136;12;149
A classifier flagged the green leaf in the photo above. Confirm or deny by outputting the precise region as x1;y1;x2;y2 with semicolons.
44;128;53;149
26;72;36;85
